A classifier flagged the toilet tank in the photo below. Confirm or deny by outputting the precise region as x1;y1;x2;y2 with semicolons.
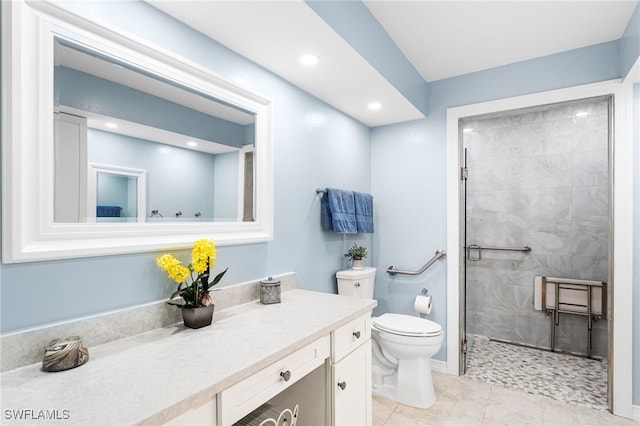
336;267;376;299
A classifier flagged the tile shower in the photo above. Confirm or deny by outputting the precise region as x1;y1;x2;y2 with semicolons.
462;96;610;358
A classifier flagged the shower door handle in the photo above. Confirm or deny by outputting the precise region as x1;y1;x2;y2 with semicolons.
466;244;482;261
466;244;531;261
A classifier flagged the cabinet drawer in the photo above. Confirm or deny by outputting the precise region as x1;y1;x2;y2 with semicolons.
218;335;330;426
331;314;371;362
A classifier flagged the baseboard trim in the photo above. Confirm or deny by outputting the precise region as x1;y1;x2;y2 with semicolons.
431;359;448;374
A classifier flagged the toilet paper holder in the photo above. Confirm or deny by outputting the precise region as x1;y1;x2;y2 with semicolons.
414;289;433;314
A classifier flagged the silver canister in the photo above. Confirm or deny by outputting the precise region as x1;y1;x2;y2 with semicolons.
260;276;281;304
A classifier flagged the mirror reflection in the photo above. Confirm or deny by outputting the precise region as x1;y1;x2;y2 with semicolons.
53;38;256;224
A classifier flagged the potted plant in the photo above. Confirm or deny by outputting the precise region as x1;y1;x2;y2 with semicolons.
156;238;228;329
344;243;367;269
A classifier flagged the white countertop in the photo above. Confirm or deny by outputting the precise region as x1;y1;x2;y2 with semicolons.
0;290;376;425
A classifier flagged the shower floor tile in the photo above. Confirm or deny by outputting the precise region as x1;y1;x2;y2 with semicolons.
465;334;608;411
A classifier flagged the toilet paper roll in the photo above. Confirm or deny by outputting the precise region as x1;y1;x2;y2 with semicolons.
414;295;432;314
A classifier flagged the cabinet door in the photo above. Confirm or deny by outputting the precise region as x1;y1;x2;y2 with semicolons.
332;340;372;426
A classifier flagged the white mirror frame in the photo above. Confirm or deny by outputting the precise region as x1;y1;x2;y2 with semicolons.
1;0;274;262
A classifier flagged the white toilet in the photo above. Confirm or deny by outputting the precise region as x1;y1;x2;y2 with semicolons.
336;267;444;409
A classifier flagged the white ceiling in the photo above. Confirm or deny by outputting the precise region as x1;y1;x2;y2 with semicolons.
148;1;637;127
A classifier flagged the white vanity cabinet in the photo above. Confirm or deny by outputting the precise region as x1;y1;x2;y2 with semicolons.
164;314;373;426
331;314;373;426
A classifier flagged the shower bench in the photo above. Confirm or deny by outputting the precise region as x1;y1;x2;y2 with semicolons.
536;276;607;358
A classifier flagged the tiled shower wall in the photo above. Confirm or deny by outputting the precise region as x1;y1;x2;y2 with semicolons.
463;97;610;358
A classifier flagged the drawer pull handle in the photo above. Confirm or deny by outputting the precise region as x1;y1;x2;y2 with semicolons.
337;381;347;390
354;282;361;288
352;331;361;339
280;370;291;382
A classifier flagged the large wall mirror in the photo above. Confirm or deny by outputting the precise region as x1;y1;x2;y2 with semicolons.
2;1;273;262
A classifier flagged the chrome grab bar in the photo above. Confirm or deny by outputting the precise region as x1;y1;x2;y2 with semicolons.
466;244;531;261
387;250;446;276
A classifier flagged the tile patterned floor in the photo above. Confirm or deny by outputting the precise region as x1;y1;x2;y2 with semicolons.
465;334;608;411
373;373;638;426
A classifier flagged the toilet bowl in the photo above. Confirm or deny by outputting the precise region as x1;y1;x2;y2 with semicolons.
335;267;444;409
371;313;443;409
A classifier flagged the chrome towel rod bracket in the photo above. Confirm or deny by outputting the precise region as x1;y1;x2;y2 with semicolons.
387;249;446;276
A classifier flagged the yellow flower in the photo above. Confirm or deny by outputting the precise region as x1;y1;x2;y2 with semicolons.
157;238;226;308
191;239;216;274
156;254;190;284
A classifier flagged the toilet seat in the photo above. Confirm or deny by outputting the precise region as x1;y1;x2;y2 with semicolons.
373;313;442;337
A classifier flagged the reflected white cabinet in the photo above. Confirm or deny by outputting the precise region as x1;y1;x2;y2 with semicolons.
53;112;88;223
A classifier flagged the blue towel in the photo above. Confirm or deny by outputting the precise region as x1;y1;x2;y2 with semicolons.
325;188;357;233
97;205;122;217
354;192;374;233
321;193;333;231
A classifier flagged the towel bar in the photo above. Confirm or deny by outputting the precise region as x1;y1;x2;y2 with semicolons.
316;187;374;198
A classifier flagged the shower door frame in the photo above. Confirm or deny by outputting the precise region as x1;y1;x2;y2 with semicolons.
445;79;635;418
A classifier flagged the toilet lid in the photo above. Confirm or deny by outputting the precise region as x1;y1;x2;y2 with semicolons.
373;313;442;337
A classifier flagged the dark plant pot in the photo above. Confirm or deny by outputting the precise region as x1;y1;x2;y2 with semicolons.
181;304;215;329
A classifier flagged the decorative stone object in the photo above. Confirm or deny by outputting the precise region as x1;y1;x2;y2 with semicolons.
260;277;281;304
42;336;89;372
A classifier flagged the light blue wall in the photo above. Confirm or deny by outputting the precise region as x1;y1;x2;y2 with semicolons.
89;129;219;221
56;66;247;148
0;2;372;332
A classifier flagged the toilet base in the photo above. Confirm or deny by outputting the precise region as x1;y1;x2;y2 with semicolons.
372;357;436;409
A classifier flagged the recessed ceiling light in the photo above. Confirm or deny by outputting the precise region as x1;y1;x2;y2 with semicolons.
299;54;319;67
105;122;118;129
368;102;382;111
575;111;589;117
187;141;198;148
463;127;473;133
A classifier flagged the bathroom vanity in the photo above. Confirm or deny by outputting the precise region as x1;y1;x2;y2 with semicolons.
0;289;375;425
